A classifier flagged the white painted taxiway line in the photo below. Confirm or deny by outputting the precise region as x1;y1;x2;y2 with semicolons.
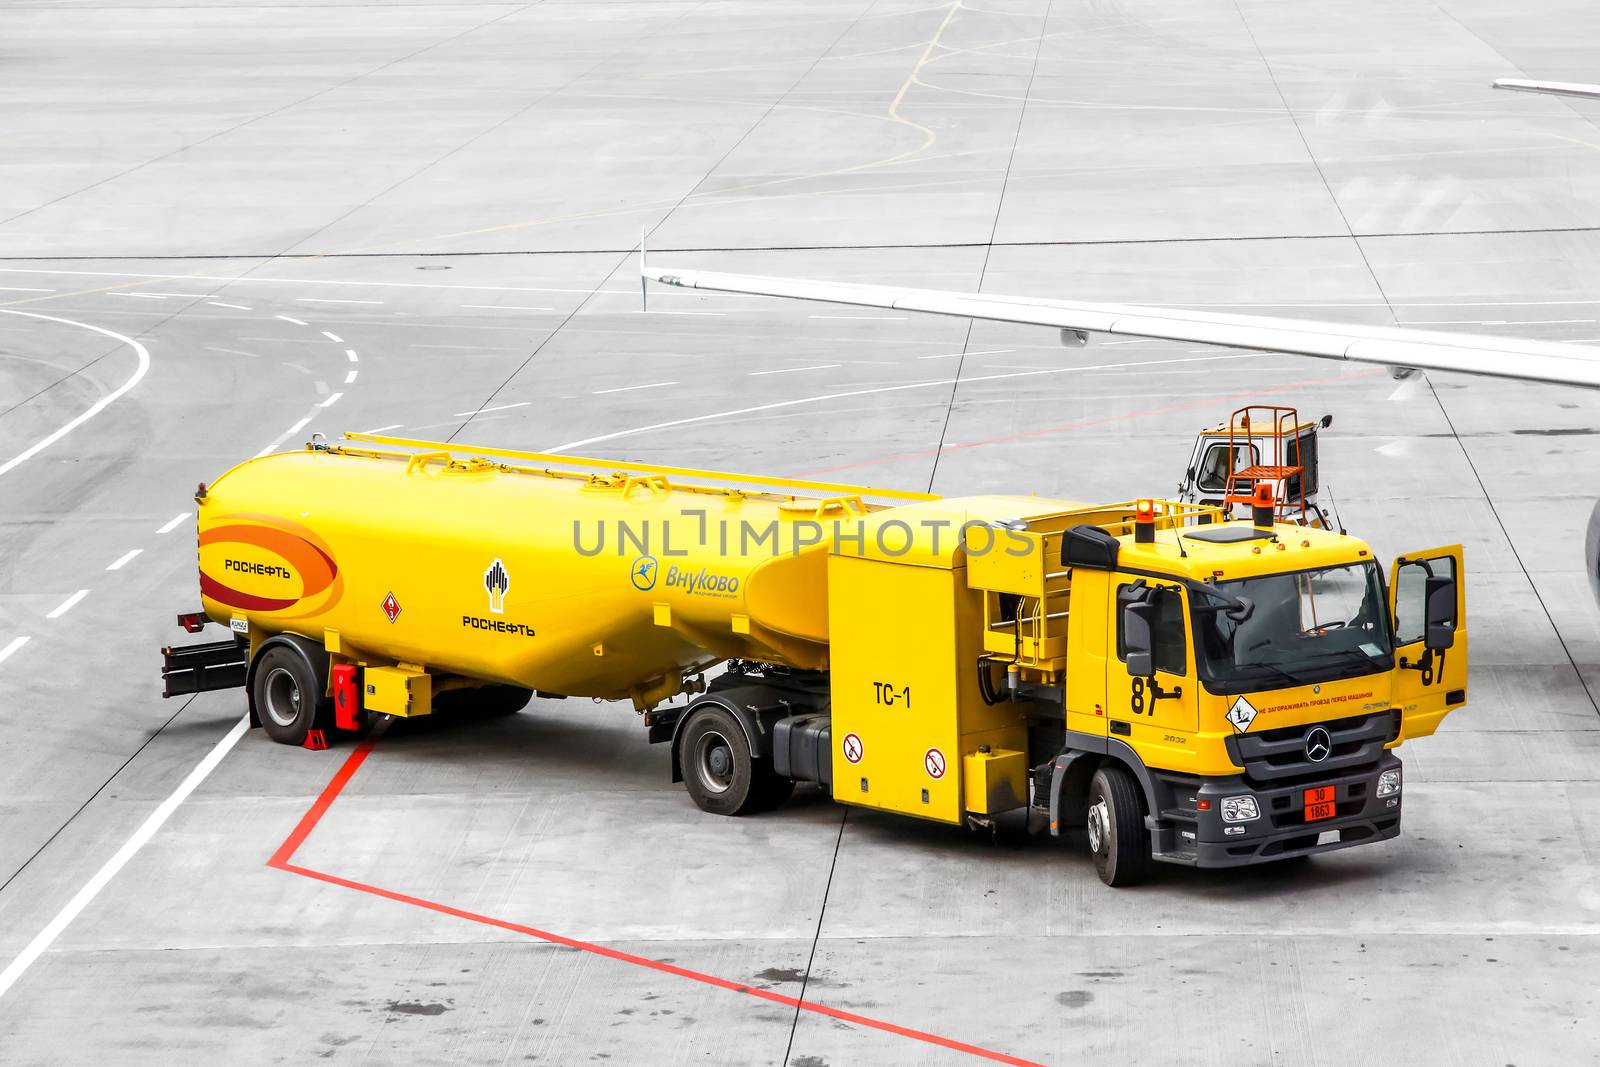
319;392;344;408
106;549;143;571
344;349;359;363
916;348;1013;360
255;416;313;458
749;364;841;376
344;370;358;385
321;331;343;343
156;511;192;535
549;352;1258;453
0;715;250;1003
208;302;252;311
0;636;30;665
461;304;554;312
592;381;679;395
452;401;530;417
0;310;151;481
46;590;89;619
0;286;55;293
275;315;309;326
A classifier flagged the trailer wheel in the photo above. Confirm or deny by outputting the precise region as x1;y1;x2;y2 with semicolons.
680;707;761;816
1086;765;1150;887
481;685;533;716
253;646;330;746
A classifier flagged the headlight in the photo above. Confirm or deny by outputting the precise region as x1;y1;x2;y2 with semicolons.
1220;795;1259;823
1377;768;1402;797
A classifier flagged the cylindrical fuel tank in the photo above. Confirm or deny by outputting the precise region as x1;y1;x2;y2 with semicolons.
197;445;860;703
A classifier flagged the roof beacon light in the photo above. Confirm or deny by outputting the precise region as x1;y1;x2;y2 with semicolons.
1251;482;1275;530
1134;498;1156;544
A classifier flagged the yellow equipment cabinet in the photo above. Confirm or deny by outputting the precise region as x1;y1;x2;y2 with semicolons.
162;436;1469;887
826;499;1035;825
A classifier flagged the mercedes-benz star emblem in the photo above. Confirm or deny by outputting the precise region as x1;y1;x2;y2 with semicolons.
1304;726;1333;763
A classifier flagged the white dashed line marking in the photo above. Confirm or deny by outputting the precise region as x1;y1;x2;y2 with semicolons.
254;417;313;458
111;293;166;300
321;331;343;343
344;349;359;363
592;381;678;395
344;370;358;384
275;315;309;326
460;304;555;312
157;512;191;534
106;549;143;571
319;392;344;408
0;286;55;293
47;590;89;619
297;298;383;306
0;636;29;665
208;301;252;311
452;401;531;417
749;364;841;376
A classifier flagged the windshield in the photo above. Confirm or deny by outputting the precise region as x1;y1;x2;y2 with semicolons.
1191;561;1393;693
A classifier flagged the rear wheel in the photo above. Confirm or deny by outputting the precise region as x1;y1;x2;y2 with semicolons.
253;646;330;746
681;707;763;816
1086;765;1150;887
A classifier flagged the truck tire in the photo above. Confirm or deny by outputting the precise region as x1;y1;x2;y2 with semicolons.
481;685;533;716
253;645;331;746
1086;765;1149;887
680;707;764;816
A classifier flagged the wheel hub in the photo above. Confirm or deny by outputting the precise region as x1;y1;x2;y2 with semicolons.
262;666;302;729
1087;798;1109;854
694;730;735;795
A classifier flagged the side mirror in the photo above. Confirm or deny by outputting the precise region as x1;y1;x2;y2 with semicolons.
1424;575;1456;650
1320;414;1333;428
1123;599;1155;677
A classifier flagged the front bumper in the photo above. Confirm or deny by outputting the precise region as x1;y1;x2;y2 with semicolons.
1149;751;1403;868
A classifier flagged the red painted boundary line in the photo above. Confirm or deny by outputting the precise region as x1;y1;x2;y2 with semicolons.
791;367;1386;477
267;740;1044;1066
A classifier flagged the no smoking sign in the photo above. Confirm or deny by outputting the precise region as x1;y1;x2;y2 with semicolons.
923;747;947;780
842;732;864;764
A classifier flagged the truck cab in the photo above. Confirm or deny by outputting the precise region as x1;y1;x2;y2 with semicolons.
1042;503;1466;882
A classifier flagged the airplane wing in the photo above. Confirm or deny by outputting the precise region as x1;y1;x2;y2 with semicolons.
641;265;1600;388
1493;78;1600;101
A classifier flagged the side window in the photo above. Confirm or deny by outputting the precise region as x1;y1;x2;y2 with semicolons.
1395;556;1454;645
1118;584;1188;675
1196;443;1257;493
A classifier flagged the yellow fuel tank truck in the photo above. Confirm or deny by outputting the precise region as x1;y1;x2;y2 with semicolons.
161;433;1467;886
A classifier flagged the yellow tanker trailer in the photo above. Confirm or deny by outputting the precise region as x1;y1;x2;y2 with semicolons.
162;434;1468;886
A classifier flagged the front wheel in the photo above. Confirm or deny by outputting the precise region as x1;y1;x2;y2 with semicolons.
1086;765;1150;887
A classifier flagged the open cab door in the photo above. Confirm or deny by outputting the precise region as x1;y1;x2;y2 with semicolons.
1388;545;1467;739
